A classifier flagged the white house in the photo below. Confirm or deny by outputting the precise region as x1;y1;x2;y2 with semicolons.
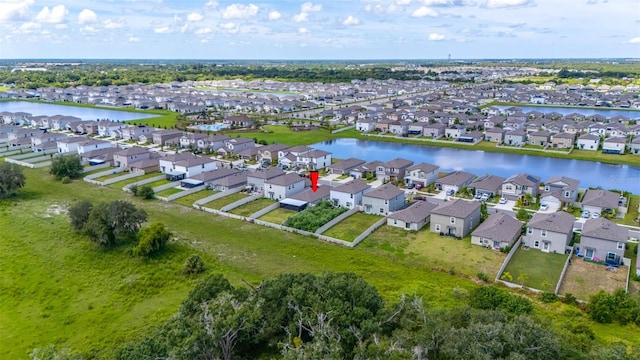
329;179;371;209
57;137;91;154
264;173;307;200
77;139;113;155
577;133;600;151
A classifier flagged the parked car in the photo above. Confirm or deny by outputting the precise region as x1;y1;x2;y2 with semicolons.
499;197;507;204
414;196;427;201
592;211;600;218
474;193;482;200
407;183;415;189
582;210;590;218
446;189;455;196
415;183;423;190
540;203;549;211
480;194;490;201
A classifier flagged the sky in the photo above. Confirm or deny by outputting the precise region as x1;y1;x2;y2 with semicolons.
0;0;638;60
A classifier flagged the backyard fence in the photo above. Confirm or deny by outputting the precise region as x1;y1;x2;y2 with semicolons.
315;208;358;235
554;247;574;295
352;216;388;246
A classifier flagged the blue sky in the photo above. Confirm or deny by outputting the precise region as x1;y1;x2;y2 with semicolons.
0;0;638;59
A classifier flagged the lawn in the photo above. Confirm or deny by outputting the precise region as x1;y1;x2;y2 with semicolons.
258;207;296;224
200;191;248;209
360;226;506;279
106;172;162;189
229;198;275;217
144;178;172;189
225;125;334;146
558;255;629;301
124;109;178;128
502;248;567;292
322;212;381;241
172;189;218;207
616;195;640;226
93;171;130;183
155;187;184;197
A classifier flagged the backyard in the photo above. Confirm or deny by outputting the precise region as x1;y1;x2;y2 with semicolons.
155;187;184;197
172;189;218;207
360;225;506;278
229;198;276;217
106;172;161;189
200;192;249;209
559;255;630;301
502;247;568;292
258;207;296;224
322;212;381;242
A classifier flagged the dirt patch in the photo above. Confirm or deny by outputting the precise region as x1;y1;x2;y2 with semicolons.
43;204;68;218
559;255;629;301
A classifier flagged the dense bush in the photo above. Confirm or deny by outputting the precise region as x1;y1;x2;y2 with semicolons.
183;254;206;276
49;155;84;180
137;185;155;200
469;285;533;315
0;162;26;199
588;289;640;325
132;223;171;257
283;200;347;232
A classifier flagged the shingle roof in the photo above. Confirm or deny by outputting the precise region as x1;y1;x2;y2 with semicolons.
382;157;414;169
472;213;522;243
407;162;439;173
115;146;149;156
470;174;506;192
504;173;540;187
329;158;366;171
431;199;480;218
581;189;619;209
332;179;371;194
191;168;240;182
247;167;285;180
265;173;305;186
527;211;575;234
290;185;331;203
582;218;627;243
545;176;579;190
437;171;475;186
387;200;438;223
363;183;404;200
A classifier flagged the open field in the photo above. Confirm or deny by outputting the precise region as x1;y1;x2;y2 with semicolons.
201;191;248;209
258;207;296;224
224;125;334;146
106;172;161;189
360;225;506;279
172;189;217;207
144;178;172;189
229;198;275;217
503;248;567;292
616;195;640;226
559;255;629;301
155;187;183;197
322;212;381;241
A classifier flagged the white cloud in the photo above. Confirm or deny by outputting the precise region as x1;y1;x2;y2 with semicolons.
343;15;360;26
293;12;308;22
484;0;534;8
128;36;140;42
19;21;41;32
195;27;212;35
298;27;309;34
35;5;68;23
628;36;640;44
80;25;98;34
0;0;34;21
396;0;412;5
103;18;126;29
222;3;259;19
428;32;446;40
78;9;97;24
364;3;400;15
205;0;218;8
423;0;465;6
219;22;235;30
301;2;322;12
54;23;67;29
154;26;170;33
187;12;203;22
411;6;439;17
268;11;281;20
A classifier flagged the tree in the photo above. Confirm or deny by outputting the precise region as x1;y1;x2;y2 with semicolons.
132;222;171;257
137;185;155;199
0;162;26;199
85;200;147;246
49;155;84;180
68;200;93;232
516;208;531;221
183;254;206;276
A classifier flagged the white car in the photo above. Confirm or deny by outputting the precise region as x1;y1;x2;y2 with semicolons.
499;197;507;204
592;212;600;218
540;203;549;211
480;194;490;201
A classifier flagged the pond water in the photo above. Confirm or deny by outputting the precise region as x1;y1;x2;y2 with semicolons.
494;105;640;119
0;101;158;121
311;138;640;193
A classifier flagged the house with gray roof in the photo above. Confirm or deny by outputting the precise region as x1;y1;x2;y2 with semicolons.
405;162;440;187
529;130;551;147
257;143;289;163
113;146;153;169
550;132;575;149
327;157;366;175
387;200;439;231
151;129;183;146
429;199;481;237
264;173;307;200
541;176;580;206
469;174;506;197
630;136;640;155
471;213;522;249
288;185;331;207
209;172;247;192
523;211;575;253
504;129;526;146
484;127;505;143
422;123;446;139
183;168;241;188
330;179;371;209
581;189;620;215
580;218;627;265
602;136;627;154
362;183;406;216
577;133;600;151
246;167;285;191
350;160;382;179
435;171;475;195
376;158;414;182
501;173;541;201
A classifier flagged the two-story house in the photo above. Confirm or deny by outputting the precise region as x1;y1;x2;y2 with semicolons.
540;176;580;206
602;136;627;154
501;173;541;201
113;146;154;169
435;171;475;195
429;199;481;237
580;218;627;265
329;179;371;209
523;211;575;253
77;139;113;155
257;143;289;164
577;133;600;151
404;162;440;187
327;158;366;175
264;173;307;200
503;129;527;146
550;132;575;149
375;158;414;182
362;183;405;216
246;167;286;191
471;212;522;250
469;174;506;197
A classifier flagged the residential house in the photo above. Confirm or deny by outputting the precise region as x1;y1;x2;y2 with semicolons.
197;135;231;153
77;139;113;155
151;129;183;146
550;132;575;149
471;213;522;249
57;137;91;154
350;160;383;179
541;176;580;206
375;158;414;182
580;218;628;265
523;211;575;253
329;179;371;209
327;158;366;175
80;147;119;166
31;132;68;152
288;185;331;208
264;173;307;200
121;125;154;142
96;121;125;138
631;136;640;155
113;146;154;169
257;143;289;164
445;125;466;139
501;173;541;201
458;131;484;144
577;133;600;151
208;172;248;191
581;189;620;215
404;162;440;187
529;130;551;147
469;174;506;197
246;167;286;191
356;118;377;133
484;128;505;143
159;153;219;180
422;123;445;139
435;171;475;195
185;168;241;188
297;149;332;170
387;200;438;231
503;129;527;146
429;199;481;237
602;136;627;154
223;137;255;155
179;132;208;149
388;121;409;136
362;183;406;216
223;114;254;128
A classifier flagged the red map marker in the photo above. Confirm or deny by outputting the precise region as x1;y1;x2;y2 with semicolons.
309;170;319;192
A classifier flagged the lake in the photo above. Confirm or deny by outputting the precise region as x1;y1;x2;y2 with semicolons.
494;105;640;119
0;101;158;121
311;138;640;193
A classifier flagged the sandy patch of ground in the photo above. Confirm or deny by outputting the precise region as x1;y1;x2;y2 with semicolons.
559;255;628;300
43;204;68;218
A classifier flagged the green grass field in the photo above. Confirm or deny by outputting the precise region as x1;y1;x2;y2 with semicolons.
258;207;296;224
224;125;334;146
616;195;639;226
155;187;183;197
503;248;567;292
144;179;172;189
201;192;248;209
172;189;217;207
322;212;381;241
106;172;162;189
229;198;275;217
